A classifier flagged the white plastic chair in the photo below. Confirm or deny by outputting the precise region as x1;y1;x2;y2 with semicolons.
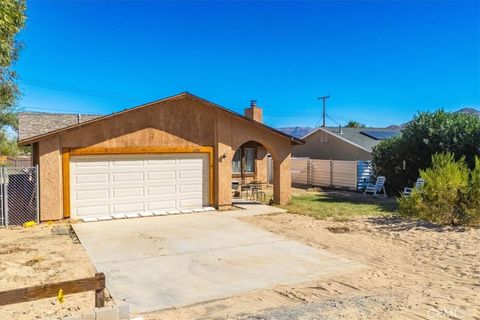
363;176;387;198
403;178;425;197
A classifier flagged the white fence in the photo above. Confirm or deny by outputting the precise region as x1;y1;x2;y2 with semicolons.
291;158;372;191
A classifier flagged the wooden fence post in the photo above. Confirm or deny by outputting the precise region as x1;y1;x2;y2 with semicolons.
95;272;105;308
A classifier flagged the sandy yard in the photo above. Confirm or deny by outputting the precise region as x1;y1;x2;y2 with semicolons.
147;213;480;320
1;211;479;320
0;222;113;320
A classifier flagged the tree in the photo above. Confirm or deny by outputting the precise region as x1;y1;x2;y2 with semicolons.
372;110;480;195
0;0;26;155
345;120;365;128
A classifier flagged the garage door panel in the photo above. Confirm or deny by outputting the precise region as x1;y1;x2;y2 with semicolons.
178;192;203;199
147;186;176;196
178;158;203;164
112;159;144;166
113;202;145;214
147;200;176;211
74;160;109;168
76;173;109;184
70;153;209;218
179;184;202;193
179;170;202;179
178;162;203;169
77;205;110;216
113;187;145;198
147;171;176;181
113;172;144;182
179;198;203;208
75;189;110;200
146;159;176;166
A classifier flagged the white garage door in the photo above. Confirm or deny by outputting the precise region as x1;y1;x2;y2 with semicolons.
69;153;209;218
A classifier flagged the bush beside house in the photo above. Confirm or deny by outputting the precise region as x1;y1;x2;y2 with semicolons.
399;153;480;226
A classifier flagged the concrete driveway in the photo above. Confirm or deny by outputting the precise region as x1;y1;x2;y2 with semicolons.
73;206;362;313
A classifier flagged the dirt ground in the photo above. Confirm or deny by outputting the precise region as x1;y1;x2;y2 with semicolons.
1;213;479;320
0;221;113;320
147;213;480;320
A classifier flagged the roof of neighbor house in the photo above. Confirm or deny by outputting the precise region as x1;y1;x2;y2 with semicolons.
302;127;401;152
18;92;304;145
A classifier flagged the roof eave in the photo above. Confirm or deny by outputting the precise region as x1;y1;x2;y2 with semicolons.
17;92;304;146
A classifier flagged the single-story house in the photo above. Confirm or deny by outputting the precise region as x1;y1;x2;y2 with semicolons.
18;92;303;221
291;126;400;161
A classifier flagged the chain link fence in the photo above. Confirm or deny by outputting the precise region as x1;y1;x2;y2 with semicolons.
0;166;39;227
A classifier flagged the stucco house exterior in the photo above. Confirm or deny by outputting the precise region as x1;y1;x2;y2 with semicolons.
291;127;400;161
18;92;303;221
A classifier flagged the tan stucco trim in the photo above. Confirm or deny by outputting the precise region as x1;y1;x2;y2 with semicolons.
61;146;215;218
62;148;70;218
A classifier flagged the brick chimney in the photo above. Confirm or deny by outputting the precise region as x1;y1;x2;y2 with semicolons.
244;100;263;123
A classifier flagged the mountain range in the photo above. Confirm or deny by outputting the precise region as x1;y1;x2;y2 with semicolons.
277;108;480;138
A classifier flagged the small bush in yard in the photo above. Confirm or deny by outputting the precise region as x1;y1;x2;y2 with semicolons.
399;153;480;226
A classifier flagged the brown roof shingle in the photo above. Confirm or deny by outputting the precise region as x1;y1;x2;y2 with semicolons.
18;112;102;141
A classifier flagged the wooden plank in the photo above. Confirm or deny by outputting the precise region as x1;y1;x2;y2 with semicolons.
70;146;213;156
0;273;105;307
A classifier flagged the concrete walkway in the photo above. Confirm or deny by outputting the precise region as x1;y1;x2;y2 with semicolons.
73;205;362;313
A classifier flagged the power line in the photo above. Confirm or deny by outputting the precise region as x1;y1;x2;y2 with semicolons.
18;77;149;103
21;106;103;114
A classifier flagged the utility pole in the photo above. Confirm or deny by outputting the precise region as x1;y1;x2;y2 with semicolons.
318;95;330;127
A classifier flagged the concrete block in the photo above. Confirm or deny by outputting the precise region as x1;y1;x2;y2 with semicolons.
203;207;216;211
167;210;180;215
117;303;131;319
153;211;168;216
112;214;126;219
139;212;154;217
80;310;95;320
94;307;119;320
180;209;193;214
82;217;98;223
125;213;140;219
193;208;205;212
97;216;112;221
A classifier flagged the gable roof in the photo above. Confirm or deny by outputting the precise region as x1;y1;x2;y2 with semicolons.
302;127;401;152
18;92;304;145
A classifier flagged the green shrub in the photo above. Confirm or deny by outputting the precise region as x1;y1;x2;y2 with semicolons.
399;153;480;226
373;110;480;195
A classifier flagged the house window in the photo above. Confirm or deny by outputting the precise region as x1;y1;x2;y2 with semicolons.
232;149;241;174
232;147;256;176
244;148;255;173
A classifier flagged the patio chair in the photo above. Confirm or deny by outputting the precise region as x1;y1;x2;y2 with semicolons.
251;181;266;202
403;178;425;197
363;176;387;198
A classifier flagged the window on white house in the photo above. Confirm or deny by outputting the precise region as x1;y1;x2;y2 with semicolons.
232;149;241;173
244;148;255;173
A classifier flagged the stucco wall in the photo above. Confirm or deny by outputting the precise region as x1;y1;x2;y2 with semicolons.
292;129;372;161
34;96;293;220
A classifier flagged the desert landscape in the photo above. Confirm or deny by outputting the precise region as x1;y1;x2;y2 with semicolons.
0;222;114;320
1;201;478;320
147;212;480;319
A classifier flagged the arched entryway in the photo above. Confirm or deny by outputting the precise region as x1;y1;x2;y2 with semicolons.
231;141;272;203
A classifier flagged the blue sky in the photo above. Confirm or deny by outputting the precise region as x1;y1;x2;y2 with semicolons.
15;0;480;128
